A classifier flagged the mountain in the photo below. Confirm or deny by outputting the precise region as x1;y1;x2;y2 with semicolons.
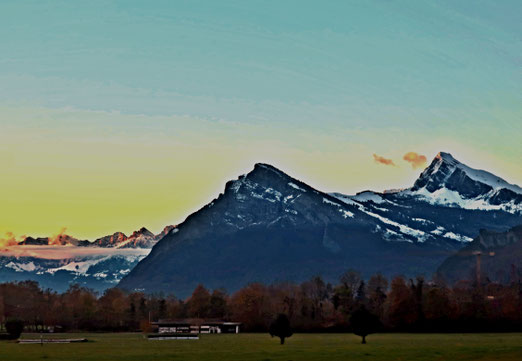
18;237;55;246
0;252;148;293
115;227;156;249
90;227;168;248
18;235;91;247
119;154;522;297
10;226;176;249
91;232;128;248
406;152;522;213
0;226;176;292
329;152;522;245
436;224;522;285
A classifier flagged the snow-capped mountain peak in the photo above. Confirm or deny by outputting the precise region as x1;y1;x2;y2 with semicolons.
113;227;156;249
414;152;522;195
329;152;521;246
225;163;312;204
435;151;458;164
405;152;522;213
93;232;127;248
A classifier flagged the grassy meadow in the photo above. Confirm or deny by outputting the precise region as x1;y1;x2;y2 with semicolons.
0;333;521;361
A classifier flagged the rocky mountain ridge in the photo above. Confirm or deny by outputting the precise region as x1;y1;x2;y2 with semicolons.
13;225;176;249
119;153;522;297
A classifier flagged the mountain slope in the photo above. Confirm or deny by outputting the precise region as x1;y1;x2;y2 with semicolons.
436;224;522;285
119;156;521;297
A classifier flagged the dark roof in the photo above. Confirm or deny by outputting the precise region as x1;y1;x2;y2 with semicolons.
152;320;241;326
152;321;190;326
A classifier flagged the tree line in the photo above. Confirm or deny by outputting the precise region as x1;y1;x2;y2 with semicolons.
1;271;521;333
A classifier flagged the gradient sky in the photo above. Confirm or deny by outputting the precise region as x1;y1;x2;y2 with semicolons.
1;0;521;240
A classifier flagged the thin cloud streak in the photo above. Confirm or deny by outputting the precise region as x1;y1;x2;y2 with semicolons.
0;231;25;247
373;153;396;166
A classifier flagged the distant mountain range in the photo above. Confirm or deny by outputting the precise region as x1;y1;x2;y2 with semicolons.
0;226;176;292
119;152;522;297
16;225;175;249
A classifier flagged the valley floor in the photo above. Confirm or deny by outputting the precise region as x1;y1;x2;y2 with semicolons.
1;333;522;361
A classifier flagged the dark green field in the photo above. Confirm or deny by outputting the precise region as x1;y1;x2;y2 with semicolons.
1;333;521;361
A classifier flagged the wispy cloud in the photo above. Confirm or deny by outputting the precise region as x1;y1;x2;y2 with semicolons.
0;231;25;247
373;153;396;166
403;152;427;169
48;227;68;246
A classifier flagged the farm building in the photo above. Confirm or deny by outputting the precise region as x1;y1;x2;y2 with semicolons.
152;320;241;334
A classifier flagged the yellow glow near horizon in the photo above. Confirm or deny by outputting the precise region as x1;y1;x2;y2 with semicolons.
1;106;521;241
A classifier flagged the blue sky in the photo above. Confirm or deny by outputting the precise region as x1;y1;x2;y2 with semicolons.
2;1;520;119
1;0;521;238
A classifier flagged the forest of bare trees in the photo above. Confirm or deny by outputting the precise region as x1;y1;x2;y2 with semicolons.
1;270;521;333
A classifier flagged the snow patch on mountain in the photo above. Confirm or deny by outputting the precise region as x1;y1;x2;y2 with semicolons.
5;261;38;273
284;194;295;203
93;272;108;279
264;188;283;201
412;218;433;225
442;232;473;243
321;197;355;218
352;191;386;204
288;182;306;192
340;209;355;218
428;226;472;243
323;198;342;207
405;187;522;213
363;210;430;242
330;191;400;207
383;228;413;243
329;193;360;206
46;258;108;275
432;226;445;235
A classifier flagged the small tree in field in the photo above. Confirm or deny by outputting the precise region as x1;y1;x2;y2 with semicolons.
269;314;293;345
350;306;380;344
5;319;24;339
